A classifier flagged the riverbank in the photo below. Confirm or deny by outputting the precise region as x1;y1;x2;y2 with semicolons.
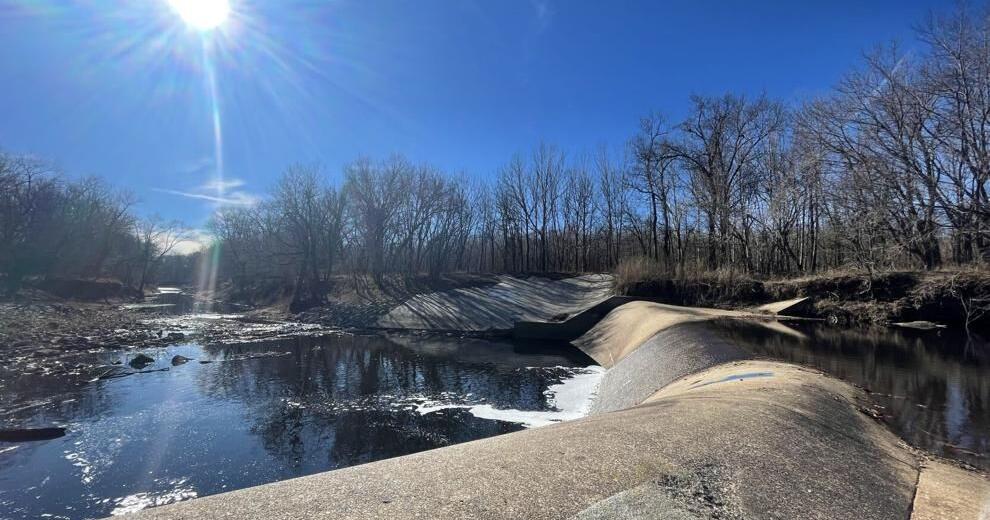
618;267;990;330
0;300;332;382
0;302;176;363
0;273;594;380
229;272;505;328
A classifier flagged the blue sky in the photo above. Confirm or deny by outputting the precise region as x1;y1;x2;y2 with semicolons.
0;0;948;228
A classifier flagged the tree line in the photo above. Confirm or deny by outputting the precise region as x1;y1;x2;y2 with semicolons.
0;153;186;295
2;4;989;300
210;6;990;292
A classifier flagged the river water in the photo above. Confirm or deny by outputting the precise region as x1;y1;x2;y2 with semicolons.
709;319;989;472
1;319;987;519
0;333;600;519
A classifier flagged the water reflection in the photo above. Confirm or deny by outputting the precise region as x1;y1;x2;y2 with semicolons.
0;334;593;519
709;319;990;470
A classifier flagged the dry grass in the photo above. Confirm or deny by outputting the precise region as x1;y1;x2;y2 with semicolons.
615;256;762;308
614;256;666;293
615;256;750;294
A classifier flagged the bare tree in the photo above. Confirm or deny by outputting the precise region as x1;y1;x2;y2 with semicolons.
673;94;784;271
596;146;628;269
344;156;410;280
628;113;678;265
135;217;187;295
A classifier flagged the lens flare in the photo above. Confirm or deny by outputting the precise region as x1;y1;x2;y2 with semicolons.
168;0;230;31
195;43;225;310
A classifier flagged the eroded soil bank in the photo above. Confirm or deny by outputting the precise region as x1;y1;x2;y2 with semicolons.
619;269;990;329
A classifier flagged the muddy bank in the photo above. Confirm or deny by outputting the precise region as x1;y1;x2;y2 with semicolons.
0;273;530;392
292;300;397;329
0;302;176;360
0;300;340;387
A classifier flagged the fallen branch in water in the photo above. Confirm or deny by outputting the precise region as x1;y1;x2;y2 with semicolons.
0;427;66;442
89;367;170;382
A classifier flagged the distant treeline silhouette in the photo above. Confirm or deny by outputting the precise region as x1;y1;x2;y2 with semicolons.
0;153;186;295
3;4;989;300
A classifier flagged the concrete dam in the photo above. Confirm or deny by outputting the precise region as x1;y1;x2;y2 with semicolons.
130;281;989;519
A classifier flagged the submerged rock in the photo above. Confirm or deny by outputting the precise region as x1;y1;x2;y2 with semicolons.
129;353;155;369
171;355;191;366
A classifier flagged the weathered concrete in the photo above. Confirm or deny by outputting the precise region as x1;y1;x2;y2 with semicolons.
132;361;927;520
126;299;990;519
572;300;756;368
911;460;990;519
512;296;647;341
588;321;747;414
754;296;812;315
376;274;614;331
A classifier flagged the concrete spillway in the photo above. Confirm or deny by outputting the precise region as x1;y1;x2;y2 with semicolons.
130;300;990;519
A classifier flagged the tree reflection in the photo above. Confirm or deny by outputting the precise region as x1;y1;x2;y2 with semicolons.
194;334;568;475
710;319;990;470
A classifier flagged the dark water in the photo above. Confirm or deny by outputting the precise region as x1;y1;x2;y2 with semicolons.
709;319;990;471
0;334;595;519
3;320;988;518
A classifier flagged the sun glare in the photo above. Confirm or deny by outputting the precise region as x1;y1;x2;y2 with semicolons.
168;0;230;31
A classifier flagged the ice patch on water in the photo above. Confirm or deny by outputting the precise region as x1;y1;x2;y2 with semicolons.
413;365;605;428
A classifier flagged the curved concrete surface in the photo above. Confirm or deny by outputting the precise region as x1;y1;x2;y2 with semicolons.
376;274;614;331
588;321;747;414
131;359;986;520
572;300;755;368
912;460;990;519
128;301;990;519
754;297;811;315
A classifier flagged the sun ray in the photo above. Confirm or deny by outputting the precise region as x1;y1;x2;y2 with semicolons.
168;0;230;31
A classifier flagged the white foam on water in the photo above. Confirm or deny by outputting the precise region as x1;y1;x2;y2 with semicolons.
414;365;605;428
185;313;244;320
108;478;197;515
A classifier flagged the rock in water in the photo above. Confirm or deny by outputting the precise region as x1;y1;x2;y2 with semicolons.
892;321;947;331
171;355;191;366
129;353;155;369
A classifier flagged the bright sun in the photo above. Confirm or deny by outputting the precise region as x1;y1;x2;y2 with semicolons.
168;0;230;31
